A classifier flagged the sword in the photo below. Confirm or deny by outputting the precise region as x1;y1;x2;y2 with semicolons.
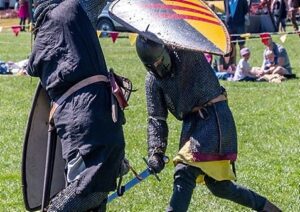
107;156;169;203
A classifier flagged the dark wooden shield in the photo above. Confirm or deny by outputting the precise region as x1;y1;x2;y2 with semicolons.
21;83;65;211
109;0;230;55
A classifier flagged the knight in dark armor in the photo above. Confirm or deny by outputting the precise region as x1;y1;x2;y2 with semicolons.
135;35;281;212
27;0;128;211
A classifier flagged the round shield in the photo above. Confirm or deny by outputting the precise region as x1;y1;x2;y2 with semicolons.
109;0;230;55
22;83;65;211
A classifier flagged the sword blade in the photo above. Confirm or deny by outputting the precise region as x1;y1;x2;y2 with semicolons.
107;168;151;203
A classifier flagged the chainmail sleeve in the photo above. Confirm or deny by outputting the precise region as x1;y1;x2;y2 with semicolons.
79;0;107;29
145;73;168;157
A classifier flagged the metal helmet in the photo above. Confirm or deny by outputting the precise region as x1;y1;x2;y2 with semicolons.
135;35;171;78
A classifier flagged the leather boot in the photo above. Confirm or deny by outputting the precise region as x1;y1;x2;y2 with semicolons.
261;200;282;212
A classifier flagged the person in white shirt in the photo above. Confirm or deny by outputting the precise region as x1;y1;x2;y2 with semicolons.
233;47;262;81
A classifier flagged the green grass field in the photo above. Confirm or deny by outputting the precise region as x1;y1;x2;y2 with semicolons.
0;23;300;211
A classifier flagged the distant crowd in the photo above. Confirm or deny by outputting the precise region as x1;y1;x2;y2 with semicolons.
219;0;300;33
205;32;295;83
207;0;298;83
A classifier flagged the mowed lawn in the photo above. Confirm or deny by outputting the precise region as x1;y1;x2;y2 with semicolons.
0;19;299;211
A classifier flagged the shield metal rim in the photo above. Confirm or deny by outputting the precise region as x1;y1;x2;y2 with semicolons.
109;0;230;55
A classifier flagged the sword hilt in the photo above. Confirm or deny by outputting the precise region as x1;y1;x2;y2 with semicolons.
142;156;169;182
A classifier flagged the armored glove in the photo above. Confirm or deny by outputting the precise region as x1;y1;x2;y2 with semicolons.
147;153;165;174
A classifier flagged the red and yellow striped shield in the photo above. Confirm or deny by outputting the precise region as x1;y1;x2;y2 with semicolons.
109;0;230;55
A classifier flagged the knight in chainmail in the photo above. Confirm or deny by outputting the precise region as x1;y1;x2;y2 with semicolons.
27;0;128;211
135;35;281;212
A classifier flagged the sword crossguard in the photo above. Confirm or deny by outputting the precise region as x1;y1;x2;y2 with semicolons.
142;157;160;181
142;156;169;182
106;156;169;203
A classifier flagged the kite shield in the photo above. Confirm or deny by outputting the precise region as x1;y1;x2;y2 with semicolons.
109;0;230;55
22;83;65;211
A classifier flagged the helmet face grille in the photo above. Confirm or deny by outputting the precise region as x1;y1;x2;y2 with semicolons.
136;36;172;78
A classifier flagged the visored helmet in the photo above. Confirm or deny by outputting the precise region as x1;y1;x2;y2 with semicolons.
135;35;171;78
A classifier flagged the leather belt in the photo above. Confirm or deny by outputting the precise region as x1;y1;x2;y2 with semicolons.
49;75;109;121
192;94;227;114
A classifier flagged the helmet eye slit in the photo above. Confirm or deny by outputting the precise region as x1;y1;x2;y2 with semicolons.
136;35;172;78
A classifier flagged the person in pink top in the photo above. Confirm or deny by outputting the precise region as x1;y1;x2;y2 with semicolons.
18;0;29;31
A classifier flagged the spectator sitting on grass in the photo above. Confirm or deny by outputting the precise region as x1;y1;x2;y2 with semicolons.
257;49;288;83
233;47;262;81
262;49;289;75
260;33;293;76
215;43;236;80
